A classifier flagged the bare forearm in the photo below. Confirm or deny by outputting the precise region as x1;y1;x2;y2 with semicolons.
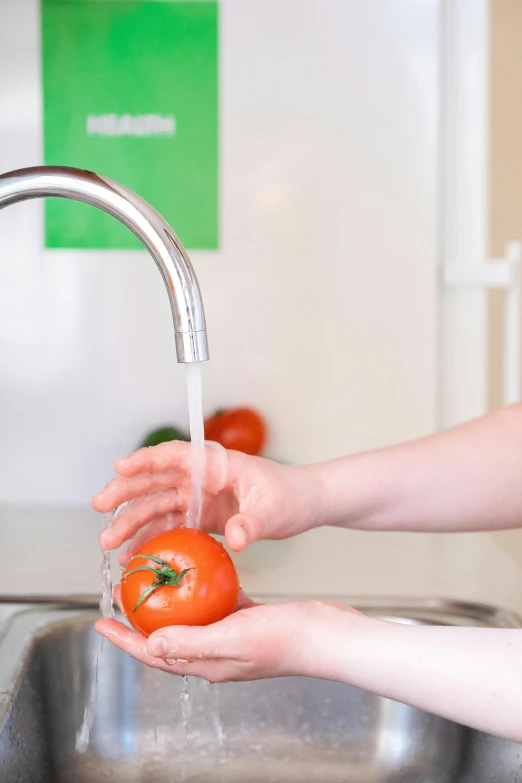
306;610;522;742
308;405;522;533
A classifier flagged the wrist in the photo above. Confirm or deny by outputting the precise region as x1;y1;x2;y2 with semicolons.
303;452;399;531
277;463;328;534
294;601;376;680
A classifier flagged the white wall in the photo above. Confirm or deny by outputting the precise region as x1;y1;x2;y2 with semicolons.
0;0;440;506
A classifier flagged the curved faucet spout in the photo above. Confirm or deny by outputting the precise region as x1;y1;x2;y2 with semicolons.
0;166;209;363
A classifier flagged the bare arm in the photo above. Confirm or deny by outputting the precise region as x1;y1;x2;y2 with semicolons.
95;405;522;555
310;608;522;742
311;404;522;532
93;406;522;742
96;597;522;743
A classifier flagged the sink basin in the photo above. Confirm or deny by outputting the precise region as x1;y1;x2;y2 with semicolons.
0;599;521;782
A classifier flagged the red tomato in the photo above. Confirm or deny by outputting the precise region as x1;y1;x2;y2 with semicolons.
120;528;240;637
204;407;267;455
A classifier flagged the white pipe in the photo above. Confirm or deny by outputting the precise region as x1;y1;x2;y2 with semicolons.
444;262;511;288
503;242;521;405
438;0;491;430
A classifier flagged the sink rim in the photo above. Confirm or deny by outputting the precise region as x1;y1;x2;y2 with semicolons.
0;593;520;627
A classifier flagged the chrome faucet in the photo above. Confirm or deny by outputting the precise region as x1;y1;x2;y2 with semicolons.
0;166;209;363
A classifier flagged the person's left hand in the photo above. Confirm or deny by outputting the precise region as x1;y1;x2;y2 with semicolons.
95;588;363;683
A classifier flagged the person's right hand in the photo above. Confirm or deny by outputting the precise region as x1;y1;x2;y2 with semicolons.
92;441;322;566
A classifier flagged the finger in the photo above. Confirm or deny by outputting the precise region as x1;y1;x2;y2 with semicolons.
95;619;185;673
224;513;262;552
118;512;185;568
116;441;229;495
93;470;183;514
204;441;229;494
110;590;259;638
115;442;192;478
95;619;224;679
100;488;183;549
95;618;170;669
236;591;259;611
146;617;239;661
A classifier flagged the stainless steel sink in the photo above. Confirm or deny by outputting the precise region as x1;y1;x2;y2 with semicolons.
0;598;521;782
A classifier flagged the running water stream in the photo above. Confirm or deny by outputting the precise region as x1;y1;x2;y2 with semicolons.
180;363;226;781
185;361;207;529
76;511;115;753
77;363;226;780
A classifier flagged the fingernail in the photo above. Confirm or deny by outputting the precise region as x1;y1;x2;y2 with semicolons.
147;636;167;657
231;524;247;551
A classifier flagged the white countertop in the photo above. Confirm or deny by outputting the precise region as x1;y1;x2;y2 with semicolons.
2;504;522;618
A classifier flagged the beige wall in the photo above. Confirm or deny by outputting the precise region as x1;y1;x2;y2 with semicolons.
489;0;522;561
489;0;522;407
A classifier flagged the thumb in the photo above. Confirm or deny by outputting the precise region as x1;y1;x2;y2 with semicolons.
146;622;230;661
224;513;262;551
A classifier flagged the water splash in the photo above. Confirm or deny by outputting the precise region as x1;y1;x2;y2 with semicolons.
203;681;227;781
76;511;115;753
100;512;115;620
180;675;192;781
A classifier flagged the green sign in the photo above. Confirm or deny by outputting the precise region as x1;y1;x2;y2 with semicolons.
41;0;219;250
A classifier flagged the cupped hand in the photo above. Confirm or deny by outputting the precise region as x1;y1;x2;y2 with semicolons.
93;441;321;565
95;587;362;683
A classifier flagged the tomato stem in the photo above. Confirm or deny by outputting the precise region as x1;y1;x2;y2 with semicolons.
130;553;171;568
124;565;162;579
124;553;194;612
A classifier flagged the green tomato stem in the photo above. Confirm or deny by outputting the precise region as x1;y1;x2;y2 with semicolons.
124;554;195;612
